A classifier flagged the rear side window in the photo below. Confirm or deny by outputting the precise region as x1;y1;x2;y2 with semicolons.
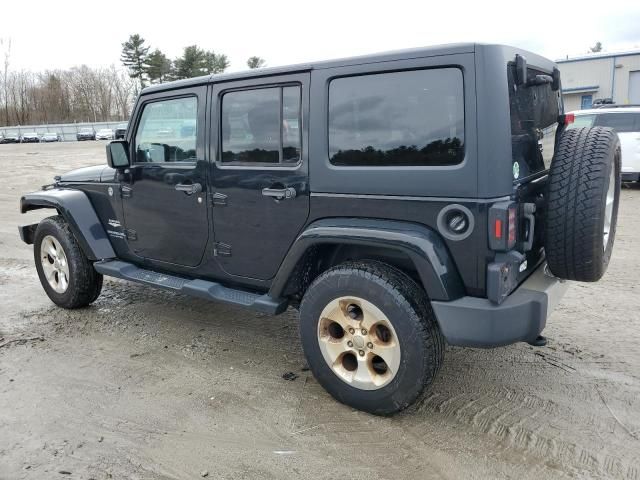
328;68;465;167
594;113;640;132
221;85;302;165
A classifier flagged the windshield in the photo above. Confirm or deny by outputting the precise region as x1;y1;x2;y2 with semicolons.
80;128;93;133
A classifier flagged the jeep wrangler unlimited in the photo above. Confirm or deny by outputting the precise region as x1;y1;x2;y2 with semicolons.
19;44;621;415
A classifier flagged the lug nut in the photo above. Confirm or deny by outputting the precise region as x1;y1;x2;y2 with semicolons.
361;329;367;335
348;328;355;334
367;342;373;349
358;350;365;357
347;341;353;347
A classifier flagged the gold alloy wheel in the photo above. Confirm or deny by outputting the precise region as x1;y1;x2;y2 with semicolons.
317;297;401;390
40;235;70;294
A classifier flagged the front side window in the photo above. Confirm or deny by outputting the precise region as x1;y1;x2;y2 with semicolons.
135;96;198;163
328;68;465;167
221;85;302;165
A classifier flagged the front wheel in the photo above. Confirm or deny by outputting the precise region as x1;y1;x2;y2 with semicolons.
299;261;444;415
33;215;103;309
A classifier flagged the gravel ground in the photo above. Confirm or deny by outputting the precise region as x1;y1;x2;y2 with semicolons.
0;141;639;480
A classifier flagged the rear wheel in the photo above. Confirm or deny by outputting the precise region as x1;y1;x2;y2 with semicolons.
545;126;621;281
299;261;444;415
34;215;103;308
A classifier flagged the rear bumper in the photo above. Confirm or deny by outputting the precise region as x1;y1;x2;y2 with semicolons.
431;263;569;348
622;172;640;182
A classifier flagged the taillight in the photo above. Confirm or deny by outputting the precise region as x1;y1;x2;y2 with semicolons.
489;201;517;251
561;113;575;125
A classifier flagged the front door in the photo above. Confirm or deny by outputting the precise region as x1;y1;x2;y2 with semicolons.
122;87;209;267
210;74;309;280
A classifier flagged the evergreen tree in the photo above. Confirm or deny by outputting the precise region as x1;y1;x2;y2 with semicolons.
120;34;149;90
204;51;230;74
247;56;266;69
146;49;172;84
173;46;229;79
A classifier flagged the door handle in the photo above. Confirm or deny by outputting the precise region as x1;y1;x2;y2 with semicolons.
262;187;296;200
175;182;202;195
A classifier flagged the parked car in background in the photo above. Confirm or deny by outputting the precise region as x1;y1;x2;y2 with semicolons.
114;123;128;139
76;128;96;141
96;129;114;140
21;132;40;143
41;132;62;143
1;132;21;143
568;107;640;182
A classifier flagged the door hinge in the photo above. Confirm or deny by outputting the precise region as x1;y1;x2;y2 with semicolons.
213;242;231;257
125;229;137;241
212;192;227;206
121;185;133;198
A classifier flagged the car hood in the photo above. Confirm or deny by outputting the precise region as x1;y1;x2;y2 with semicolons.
59;165;107;183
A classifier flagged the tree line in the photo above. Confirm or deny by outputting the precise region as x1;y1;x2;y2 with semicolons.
0;35;265;128
121;33;265;90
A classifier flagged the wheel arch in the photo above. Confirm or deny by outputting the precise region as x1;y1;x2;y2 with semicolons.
20;189;116;261
269;218;465;303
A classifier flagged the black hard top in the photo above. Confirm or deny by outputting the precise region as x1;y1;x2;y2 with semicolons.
142;43;480;94
142;43;556;95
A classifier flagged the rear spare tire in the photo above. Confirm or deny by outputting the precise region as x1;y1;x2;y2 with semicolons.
545;126;621;281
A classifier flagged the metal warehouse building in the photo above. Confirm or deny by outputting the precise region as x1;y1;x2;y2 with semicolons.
557;49;640;112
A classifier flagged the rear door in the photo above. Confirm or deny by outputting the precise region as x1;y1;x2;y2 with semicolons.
121;87;209;267
210;73;310;280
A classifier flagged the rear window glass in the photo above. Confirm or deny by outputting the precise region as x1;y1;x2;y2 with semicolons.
508;64;561;180
328;68;465;167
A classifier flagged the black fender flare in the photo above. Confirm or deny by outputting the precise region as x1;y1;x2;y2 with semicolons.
269;218;465;302
20;188;116;260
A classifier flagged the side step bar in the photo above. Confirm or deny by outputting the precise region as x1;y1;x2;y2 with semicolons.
93;260;288;315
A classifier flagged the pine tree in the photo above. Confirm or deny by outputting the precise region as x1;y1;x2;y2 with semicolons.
173;46;230;79
247;56;266;69
146;49;172;84
121;34;150;90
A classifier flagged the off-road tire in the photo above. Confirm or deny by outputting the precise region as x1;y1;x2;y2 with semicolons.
299;260;445;415
34;215;103;308
545;127;621;282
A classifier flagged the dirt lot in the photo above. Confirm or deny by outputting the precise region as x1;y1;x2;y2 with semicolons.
0;141;639;479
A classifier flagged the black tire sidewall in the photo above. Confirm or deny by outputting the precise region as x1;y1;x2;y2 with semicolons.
34;217;88;307
300;266;434;415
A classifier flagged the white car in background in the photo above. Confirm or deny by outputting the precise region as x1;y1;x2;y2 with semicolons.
567;106;640;183
95;128;114;140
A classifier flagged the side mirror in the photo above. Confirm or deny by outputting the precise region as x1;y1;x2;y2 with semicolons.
106;140;130;169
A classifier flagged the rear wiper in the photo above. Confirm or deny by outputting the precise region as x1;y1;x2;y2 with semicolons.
528;74;553;86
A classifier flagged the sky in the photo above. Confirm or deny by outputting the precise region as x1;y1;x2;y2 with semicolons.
2;0;640;73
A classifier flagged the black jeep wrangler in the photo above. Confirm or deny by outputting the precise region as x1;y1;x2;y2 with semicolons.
19;44;621;415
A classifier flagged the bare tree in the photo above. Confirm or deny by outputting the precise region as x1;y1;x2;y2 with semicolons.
1;37;11;125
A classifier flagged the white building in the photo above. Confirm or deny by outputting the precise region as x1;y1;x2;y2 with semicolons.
557;50;640;112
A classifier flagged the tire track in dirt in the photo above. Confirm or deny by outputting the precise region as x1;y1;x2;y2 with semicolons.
413;372;640;479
